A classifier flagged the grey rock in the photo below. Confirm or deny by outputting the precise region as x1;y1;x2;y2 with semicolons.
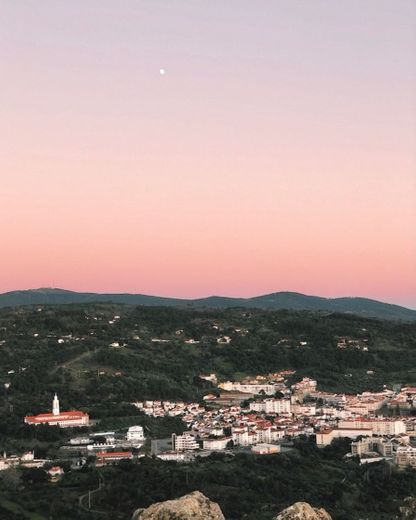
275;502;332;520
131;491;225;520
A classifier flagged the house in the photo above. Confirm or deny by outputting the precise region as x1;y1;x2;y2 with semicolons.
48;466;64;481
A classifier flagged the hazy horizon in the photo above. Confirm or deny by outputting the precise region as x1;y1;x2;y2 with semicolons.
1;1;415;307
1;285;415;310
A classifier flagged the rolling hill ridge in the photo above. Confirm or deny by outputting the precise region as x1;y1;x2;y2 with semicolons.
0;288;414;321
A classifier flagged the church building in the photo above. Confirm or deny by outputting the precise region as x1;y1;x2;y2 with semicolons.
24;394;89;428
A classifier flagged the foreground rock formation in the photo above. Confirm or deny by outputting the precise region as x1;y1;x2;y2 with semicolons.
275;502;332;520
131;491;416;520
131;492;336;520
131;491;225;520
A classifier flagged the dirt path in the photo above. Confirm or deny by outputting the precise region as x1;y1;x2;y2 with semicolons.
57;349;93;371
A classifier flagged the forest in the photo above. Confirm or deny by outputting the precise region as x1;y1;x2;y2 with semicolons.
1;439;416;520
0;303;415;424
0;304;415;519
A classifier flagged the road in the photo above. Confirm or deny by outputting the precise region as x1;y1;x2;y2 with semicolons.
78;471;107;515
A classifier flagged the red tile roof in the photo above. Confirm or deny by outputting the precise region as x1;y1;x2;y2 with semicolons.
25;411;88;423
96;451;132;458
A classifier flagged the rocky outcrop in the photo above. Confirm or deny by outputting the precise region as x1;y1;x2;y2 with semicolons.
131;491;225;520
275;502;332;520
131;493;335;520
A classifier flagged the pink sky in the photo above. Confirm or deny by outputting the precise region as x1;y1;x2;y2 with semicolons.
1;1;415;307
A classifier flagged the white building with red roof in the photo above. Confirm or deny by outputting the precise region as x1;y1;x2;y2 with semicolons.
96;451;133;465
24;394;89;428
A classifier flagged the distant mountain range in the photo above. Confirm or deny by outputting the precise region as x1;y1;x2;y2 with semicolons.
0;288;415;321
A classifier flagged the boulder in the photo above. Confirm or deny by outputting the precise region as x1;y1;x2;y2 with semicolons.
275;502;332;520
132;491;225;520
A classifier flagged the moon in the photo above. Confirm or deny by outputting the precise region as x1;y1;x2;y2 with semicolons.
159;68;166;75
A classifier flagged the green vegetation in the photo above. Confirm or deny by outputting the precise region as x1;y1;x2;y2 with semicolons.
0;304;415;421
0;440;415;520
0;304;415;519
0;495;47;520
1;288;415;321
93;439;416;519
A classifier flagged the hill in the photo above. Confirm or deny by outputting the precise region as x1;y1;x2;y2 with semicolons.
0;303;415;417
0;304;415;520
0;288;415;321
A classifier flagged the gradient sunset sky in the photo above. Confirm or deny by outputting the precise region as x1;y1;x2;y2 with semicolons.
1;1;415;307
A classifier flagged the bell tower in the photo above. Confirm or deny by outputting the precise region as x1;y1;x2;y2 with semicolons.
52;393;60;416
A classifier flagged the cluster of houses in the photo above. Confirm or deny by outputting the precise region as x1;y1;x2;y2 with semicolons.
336;335;369;351
0;451;67;481
0;451;48;471
0;425;146;475
133;374;416;469
133;374;318;461
11;371;416;472
350;436;416;467
313;386;416;469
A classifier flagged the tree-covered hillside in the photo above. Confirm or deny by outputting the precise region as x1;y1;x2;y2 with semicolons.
0;303;415;427
0;304;415;520
1;288;415;320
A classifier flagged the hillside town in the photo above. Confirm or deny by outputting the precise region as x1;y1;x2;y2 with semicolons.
0;304;415;519
0;301;415;520
131;372;416;468
0;370;413;478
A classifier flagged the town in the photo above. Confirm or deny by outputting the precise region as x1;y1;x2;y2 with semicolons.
0;303;415;519
133;372;416;467
2;371;415;479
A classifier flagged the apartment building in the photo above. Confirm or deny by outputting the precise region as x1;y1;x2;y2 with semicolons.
171;433;199;451
338;418;406;436
249;398;291;414
395;446;416;468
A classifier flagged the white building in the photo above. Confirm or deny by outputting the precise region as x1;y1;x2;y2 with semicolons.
338;419;406;436
202;437;231;450
199;374;218;384
157;452;191;462
252;444;280;455
316;427;373;447
220;381;279;395
126;426;145;442
0;451;48;471
395;445;416;468
172;433;199;451
249;399;291;414
209;427;225;437
292;403;316;416
232;428;250;446
291;378;317;395
351;436;396;458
